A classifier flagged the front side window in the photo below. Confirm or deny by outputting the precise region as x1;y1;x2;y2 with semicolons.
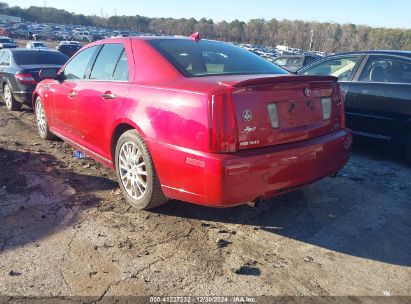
89;44;126;81
64;46;98;80
300;56;362;81
359;56;411;84
149;39;288;77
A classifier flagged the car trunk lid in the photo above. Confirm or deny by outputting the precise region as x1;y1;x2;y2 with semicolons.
227;75;343;150
18;65;62;82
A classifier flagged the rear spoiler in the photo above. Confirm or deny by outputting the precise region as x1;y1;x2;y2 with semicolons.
232;75;338;88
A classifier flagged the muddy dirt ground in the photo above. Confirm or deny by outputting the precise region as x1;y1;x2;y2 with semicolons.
0;101;410;301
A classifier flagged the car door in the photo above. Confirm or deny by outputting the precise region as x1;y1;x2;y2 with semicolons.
0;50;6;92
72;42;132;161
0;50;14;94
345;55;411;140
47;45;99;139
298;54;366;130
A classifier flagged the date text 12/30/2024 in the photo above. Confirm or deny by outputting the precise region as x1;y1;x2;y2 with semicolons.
149;296;257;303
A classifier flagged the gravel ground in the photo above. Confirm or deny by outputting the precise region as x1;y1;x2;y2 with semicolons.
0;102;410;302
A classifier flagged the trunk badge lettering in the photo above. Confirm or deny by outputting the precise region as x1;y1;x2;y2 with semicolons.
242;109;253;122
244;126;257;133
240;140;260;147
304;88;311;97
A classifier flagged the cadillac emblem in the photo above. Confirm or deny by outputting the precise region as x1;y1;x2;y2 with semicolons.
242;109;253;122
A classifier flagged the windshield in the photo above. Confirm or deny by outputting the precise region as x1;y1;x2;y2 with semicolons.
33;42;46;47
0;38;14;44
149;39;288;77
14;51;68;65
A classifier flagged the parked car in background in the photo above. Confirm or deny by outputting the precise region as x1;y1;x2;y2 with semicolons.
274;54;322;72
298;50;411;161
26;41;48;49
56;41;82;57
91;33;104;41
0;49;68;110
72;31;92;42
33;36;352;210
0;37;17;49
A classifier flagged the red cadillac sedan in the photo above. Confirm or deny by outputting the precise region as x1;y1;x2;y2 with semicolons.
33;35;352;210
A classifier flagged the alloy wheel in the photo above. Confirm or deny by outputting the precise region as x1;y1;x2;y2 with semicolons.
35;100;47;137
118;141;148;200
4;85;12;109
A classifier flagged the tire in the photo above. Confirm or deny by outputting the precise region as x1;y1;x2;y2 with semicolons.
405;133;411;163
115;130;168;210
35;97;55;140
3;84;21;111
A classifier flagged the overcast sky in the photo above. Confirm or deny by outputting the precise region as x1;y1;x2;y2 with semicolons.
5;0;411;29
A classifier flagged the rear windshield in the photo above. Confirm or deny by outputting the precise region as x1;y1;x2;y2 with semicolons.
149;39;288;77
33;42;46;47
0;38;14;44
59;44;82;51
14;51;68;65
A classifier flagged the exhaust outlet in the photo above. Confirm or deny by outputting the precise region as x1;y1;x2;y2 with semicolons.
246;198;262;208
329;171;339;178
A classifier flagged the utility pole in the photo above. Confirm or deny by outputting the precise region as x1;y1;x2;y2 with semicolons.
309;29;314;51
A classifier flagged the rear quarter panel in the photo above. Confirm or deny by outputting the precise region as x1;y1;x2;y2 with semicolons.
111;85;210;191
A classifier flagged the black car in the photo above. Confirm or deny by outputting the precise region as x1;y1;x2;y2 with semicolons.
0;49;68;110
0;37;17;49
56;43;82;58
298;50;411;160
274;54;321;72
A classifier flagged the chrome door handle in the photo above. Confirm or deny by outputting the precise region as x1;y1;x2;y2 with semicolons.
68;91;77;98
102;92;116;100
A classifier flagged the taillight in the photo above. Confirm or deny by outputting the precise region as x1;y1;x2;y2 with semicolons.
321;97;332;120
267;103;279;128
208;90;238;153
332;85;346;128
339;87;346;128
16;73;37;85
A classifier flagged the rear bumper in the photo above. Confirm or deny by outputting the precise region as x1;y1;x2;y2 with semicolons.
150;129;353;207
13;91;33;105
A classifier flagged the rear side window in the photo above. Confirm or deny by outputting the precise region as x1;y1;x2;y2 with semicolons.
64;46;98;80
0;51;10;66
89;44;127;81
0;38;14;44
274;57;287;66
359;56;411;84
112;50;129;81
301;56;362;81
149;39;287;77
13;51;68;65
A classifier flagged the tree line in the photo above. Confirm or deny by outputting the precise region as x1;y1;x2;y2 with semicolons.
1;3;410;52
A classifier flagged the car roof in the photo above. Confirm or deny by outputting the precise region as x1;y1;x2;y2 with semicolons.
8;48;61;54
332;50;411;58
97;36;220;43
